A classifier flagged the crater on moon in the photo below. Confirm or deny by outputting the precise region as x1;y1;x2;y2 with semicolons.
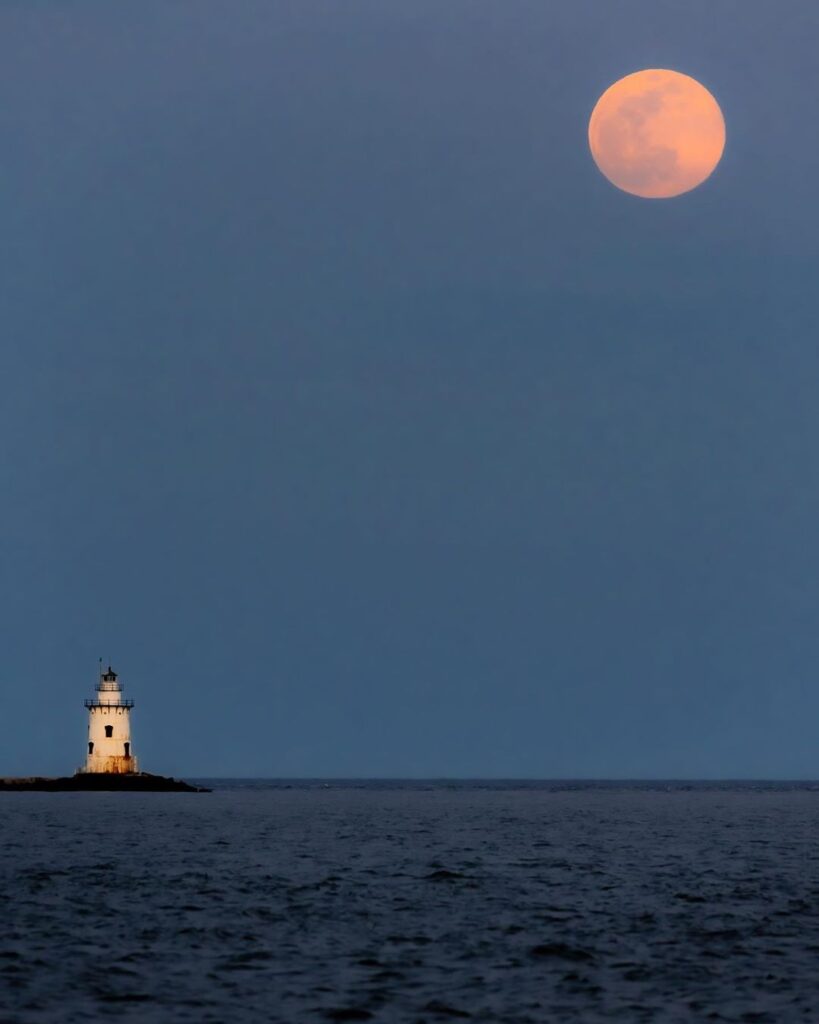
588;69;725;199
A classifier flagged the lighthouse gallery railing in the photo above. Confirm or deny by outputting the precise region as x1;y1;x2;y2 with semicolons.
84;699;135;708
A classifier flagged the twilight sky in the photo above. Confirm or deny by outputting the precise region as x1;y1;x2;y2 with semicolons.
3;0;819;777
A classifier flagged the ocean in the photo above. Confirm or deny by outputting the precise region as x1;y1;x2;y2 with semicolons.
1;781;818;1022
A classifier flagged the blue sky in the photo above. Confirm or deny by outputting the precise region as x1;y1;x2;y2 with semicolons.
3;1;819;777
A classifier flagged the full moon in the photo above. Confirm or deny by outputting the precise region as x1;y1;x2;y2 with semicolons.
588;69;725;199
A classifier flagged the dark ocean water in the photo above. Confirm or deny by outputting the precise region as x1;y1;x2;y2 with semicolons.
2;781;819;1023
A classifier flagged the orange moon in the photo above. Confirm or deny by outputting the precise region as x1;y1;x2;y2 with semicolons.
588;69;725;199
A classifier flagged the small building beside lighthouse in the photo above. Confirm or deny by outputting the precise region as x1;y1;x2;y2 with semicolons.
81;665;138;774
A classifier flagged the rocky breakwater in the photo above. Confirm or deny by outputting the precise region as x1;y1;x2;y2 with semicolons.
0;773;210;792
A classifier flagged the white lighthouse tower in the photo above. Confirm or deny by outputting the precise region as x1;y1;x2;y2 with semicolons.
82;665;138;774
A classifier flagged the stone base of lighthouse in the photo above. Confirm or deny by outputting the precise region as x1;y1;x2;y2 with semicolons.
83;753;139;774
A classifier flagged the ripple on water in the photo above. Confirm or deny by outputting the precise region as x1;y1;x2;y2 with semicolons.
2;784;819;1022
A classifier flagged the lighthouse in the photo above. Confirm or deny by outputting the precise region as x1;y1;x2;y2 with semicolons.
81;665;138;774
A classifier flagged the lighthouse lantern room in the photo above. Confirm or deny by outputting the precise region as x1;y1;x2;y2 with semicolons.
81;665;138;774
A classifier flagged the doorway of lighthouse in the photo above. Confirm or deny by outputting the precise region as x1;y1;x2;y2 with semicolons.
88;742;94;754
124;743;130;757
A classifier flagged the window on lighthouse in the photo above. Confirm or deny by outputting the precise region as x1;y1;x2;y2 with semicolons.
104;725;114;738
88;742;94;754
124;743;130;757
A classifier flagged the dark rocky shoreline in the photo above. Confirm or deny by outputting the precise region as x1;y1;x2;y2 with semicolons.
0;773;210;792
